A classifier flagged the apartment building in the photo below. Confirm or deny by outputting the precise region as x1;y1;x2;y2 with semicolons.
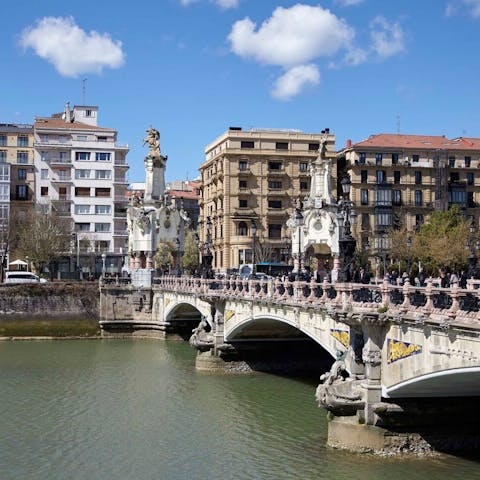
167;180;201;230
34;103;129;276
200;127;336;271
338;133;480;255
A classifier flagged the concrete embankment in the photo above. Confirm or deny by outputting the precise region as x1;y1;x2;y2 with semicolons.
0;283;100;337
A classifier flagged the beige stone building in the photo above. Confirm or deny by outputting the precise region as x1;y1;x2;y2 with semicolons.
200;127;336;272
338;133;480;258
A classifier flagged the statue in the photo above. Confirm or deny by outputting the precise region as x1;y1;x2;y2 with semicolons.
143;127;161;157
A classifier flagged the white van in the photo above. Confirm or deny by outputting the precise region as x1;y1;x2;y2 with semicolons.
5;271;48;284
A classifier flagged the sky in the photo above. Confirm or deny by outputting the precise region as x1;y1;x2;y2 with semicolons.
2;0;480;183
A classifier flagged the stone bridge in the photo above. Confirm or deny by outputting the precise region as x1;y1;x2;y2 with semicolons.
99;275;480;454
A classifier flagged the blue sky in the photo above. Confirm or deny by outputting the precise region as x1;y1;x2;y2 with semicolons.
1;0;480;182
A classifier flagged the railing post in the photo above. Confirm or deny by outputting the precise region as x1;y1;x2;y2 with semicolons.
381;278;390;308
449;282;459;315
401;279;411;310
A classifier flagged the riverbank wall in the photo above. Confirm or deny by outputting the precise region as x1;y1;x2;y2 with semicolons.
0;283;100;336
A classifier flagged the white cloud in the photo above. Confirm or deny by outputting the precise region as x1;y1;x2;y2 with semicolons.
370;15;405;58
343;46;368;66
228;4;354;68
214;0;240;8
464;0;480;17
19;17;124;77
335;0;364;6
272;64;320;100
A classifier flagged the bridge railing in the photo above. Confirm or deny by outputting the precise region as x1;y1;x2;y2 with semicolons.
150;275;480;320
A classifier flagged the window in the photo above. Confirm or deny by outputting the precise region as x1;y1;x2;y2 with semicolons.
393;190;402;206
239;180;247;189
361;170;367;183
95;152;111;161
415;214;424;228
75;223;90;232
41;169;49;180
300;181;309;190
95;205;112;215
376;170;386;183
97;136;108;142
239;199;248;208
75;205;90;214
17;151;28;164
275;142;288;150
0;184;8;201
394;171;401;184
75;187;90;197
375;212;392;227
85;109;92;117
465;156;472;167
414;171;422;184
268;200;282;209
450;172;460;182
449;156;456;168
0;151;6;162
361;189;369;205
237;221;248;236
16;185;27;200
268;224;282;238
374;188;392;206
361;214;370;230
415;190;423;206
468;192;475;208
95;188;110;197
76;135;88;141
239;160;248;171
0;135;6;146
95;223;110;232
0;164;8;181
18;169;26;180
467;172;475;185
359;152;366;164
268;161;282;170
375;153;383;165
58;187;67;196
392;153;399;164
450;189;466;205
412;154;419;162
41;186;48;196
76;152;90;161
299;162;308;172
75;169;91;179
309;143;319;151
17;135;28;147
240;141;254;149
95;170;111;179
268;180;282;189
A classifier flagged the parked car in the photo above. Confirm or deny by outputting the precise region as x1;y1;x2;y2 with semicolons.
4;271;48;284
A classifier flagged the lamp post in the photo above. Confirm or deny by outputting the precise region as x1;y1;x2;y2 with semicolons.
101;252;106;277
251;219;257;277
468;218;478;279
25;255;29;272
294;208;304;278
201;216;213;279
406;236;412;275
338;175;356;282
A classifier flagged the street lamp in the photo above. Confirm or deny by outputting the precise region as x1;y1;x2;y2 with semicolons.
25;255;29;272
294;208;304;277
201;216;213;278
406;236;413;275
338;175;356;282
101;252;106;277
251;219;257;276
468;218;478;278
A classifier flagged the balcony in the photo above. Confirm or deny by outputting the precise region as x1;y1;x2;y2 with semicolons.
114;158;128;167
35;140;72;148
52;195;72;202
46;157;72;166
51;174;72;184
113;230;128;237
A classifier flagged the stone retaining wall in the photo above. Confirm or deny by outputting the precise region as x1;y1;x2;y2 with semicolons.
0;283;100;322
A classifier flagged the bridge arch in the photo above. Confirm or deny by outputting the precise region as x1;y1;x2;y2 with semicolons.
225;314;338;359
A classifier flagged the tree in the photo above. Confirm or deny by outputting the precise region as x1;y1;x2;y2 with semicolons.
13;208;70;274
412;205;471;275
182;230;199;274
154;242;174;271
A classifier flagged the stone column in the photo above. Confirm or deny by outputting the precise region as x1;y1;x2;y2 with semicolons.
146;252;153;269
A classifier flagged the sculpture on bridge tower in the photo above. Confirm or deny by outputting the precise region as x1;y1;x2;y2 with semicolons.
127;127;190;285
287;130;354;279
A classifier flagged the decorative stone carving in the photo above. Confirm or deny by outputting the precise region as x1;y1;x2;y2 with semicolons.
189;316;214;352
362;346;382;367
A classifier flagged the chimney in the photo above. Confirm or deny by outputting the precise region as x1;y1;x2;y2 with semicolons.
346;139;352;148
325;128;330;134
64;102;71;123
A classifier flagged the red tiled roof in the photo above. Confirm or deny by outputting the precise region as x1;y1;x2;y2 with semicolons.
350;133;479;151
169;189;200;200
34;117;113;131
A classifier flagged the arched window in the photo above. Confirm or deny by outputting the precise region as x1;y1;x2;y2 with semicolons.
238;221;248;236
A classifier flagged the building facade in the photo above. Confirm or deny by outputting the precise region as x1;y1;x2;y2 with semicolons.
34;103;129;276
338;133;480;258
200;127;336;272
167;180;201;230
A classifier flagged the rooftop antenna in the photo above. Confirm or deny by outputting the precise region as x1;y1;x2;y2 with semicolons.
82;78;87;105
396;114;401;134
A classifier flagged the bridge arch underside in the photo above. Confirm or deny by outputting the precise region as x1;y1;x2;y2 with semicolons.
225;316;334;375
165;303;203;340
384;367;480;398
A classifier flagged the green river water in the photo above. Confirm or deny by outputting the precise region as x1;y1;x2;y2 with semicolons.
0;339;478;480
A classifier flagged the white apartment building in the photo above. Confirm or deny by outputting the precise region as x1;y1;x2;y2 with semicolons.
34;103;129;276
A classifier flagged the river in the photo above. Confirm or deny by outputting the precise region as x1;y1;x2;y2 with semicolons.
0;339;478;480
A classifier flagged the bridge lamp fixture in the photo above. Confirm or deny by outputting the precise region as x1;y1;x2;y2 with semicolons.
294;208;304;274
